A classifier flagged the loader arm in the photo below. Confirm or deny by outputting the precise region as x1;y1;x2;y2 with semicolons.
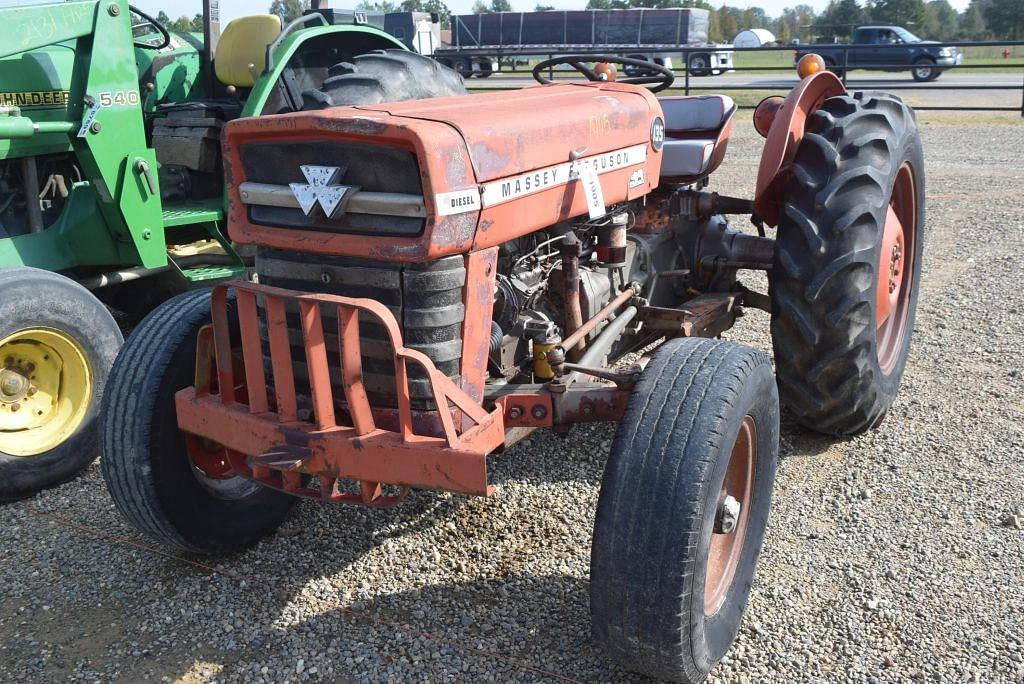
0;0;165;270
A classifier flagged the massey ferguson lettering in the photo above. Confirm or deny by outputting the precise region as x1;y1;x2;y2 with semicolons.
481;144;647;208
500;167;562;200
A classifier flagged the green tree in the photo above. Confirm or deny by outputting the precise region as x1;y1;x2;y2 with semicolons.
491;0;512;11
814;0;864;41
707;5;722;41
356;0;399;10
400;0;451;28
920;0;957;38
535;3;555;9
716;6;738;41
772;4;816;43
957;0;989;38
741;7;769;29
984;0;1024;39
871;0;925;26
269;0;306;23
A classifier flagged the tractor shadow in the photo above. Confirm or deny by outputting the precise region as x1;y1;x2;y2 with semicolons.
778;415;841;462
82;416;844;682
272;572;636;681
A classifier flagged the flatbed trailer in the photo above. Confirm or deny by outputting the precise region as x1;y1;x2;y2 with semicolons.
431;9;734;78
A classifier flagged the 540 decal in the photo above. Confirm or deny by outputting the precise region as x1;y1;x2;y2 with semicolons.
96;90;141;107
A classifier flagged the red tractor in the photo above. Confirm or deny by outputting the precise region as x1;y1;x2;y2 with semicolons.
101;52;923;681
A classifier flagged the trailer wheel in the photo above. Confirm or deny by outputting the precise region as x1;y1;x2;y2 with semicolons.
688;53;711;77
771;91;924;435
302;49;466;109
591;338;779;683
101;290;294;553
0;267;122;502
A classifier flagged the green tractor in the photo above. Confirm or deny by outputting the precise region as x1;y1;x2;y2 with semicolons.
0;0;415;500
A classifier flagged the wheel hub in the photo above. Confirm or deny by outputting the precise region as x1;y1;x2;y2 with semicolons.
876;162;917;374
0;328;92;457
705;416;757;616
0;367;30;403
876;207;906;325
714;494;741;534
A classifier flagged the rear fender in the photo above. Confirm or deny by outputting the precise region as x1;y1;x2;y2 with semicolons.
753;71;845;227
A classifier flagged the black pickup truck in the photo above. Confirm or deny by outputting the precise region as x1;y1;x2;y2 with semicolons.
795;25;963;81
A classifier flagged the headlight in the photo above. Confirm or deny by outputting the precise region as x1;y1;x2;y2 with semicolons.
938;47;953;57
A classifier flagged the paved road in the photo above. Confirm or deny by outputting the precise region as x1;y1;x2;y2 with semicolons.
467;71;1022;90
467;70;1024;110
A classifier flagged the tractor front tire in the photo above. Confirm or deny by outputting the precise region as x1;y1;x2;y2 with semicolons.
771;92;924;435
0;267;122;502
591;338;780;682
302;49;466;109
101;289;294;553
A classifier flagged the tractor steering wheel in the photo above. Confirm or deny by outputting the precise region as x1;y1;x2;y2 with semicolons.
129;5;171;50
532;55;675;93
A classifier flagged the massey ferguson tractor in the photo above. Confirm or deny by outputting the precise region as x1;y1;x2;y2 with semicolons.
101;52;923;681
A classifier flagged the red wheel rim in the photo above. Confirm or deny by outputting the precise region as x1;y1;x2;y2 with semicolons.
876;162;917;374
186;434;233;479
705;416;756;617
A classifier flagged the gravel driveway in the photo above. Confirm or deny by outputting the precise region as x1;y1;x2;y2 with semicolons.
2;114;1022;683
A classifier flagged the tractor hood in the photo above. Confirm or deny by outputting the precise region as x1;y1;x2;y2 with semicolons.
359;82;663;183
223;82;664;263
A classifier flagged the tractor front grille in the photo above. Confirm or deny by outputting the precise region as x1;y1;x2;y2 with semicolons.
254;247;465;410
240;140;424;237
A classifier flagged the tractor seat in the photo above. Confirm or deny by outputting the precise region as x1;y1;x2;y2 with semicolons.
657;95;736;183
214;14;283;88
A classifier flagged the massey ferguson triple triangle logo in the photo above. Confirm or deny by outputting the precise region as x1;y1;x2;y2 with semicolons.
289;165;356;218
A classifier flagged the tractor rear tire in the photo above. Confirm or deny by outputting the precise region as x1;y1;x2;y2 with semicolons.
771;91;924;435
0;267;122;502
302;49;466;109
101;289;294;553
591;338;780;683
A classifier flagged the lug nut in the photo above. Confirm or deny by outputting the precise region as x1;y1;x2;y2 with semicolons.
10;402;20;412
27;386;36;396
531;405;548;419
714;494;741;534
508;406;523;420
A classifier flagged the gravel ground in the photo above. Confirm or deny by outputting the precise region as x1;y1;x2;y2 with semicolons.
2;113;1022;683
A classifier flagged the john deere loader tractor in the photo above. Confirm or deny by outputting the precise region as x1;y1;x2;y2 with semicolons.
0;0;435;500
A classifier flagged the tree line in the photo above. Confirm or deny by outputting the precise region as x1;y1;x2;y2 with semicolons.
153;0;1023;43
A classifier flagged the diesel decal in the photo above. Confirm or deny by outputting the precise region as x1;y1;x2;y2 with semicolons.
0;90;70;108
434;188;481;216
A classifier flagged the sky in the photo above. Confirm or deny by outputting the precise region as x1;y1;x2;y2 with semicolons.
0;0;974;27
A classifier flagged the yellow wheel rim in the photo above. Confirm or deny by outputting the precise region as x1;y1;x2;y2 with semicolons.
0;328;92;457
